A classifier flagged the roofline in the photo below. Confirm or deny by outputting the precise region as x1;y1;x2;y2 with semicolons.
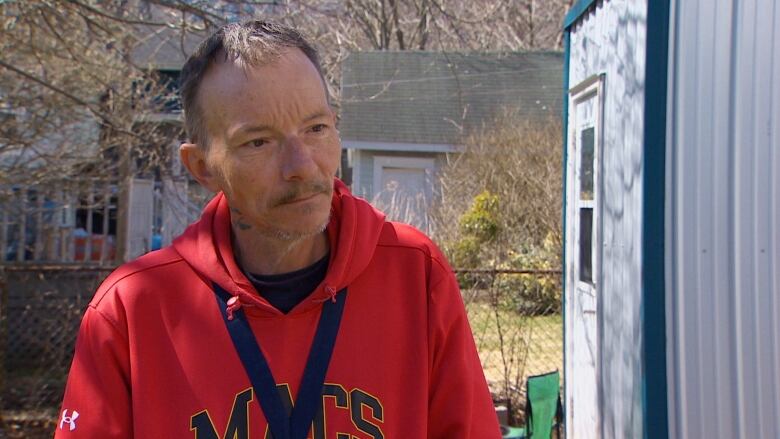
342;49;565;58
342;140;459;153
564;0;599;30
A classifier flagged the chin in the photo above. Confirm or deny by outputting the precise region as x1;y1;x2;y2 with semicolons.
263;215;330;242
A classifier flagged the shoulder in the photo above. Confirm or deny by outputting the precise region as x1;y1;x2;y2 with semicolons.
90;246;189;309
376;221;453;275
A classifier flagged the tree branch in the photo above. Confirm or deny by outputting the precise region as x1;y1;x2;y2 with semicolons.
0;59;146;141
62;0;171;27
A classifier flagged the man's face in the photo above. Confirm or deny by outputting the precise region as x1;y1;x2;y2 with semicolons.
190;49;341;240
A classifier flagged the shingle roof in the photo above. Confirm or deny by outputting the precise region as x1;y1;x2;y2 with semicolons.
340;51;563;146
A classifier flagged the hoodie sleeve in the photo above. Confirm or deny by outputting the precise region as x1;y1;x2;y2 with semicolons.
55;305;132;438
426;257;502;439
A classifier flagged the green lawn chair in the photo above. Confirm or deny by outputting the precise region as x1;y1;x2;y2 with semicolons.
501;370;563;439
524;370;563;438
501;425;526;438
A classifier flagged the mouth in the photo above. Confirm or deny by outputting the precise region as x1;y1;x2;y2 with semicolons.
281;191;324;205
275;182;332;207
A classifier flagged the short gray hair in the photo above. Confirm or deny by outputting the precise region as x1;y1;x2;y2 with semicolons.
179;20;325;148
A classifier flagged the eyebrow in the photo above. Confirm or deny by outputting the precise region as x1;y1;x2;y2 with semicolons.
229;111;330;142
301;111;330;123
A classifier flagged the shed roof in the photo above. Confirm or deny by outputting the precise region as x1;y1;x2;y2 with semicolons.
564;0;600;30
340;51;563;146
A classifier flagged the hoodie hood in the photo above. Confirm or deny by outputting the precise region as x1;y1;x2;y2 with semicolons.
172;178;386;316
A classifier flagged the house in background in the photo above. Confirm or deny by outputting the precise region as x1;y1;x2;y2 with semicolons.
0;22;203;265
114;2;285;260
0;3;288;266
125;23;205;260
340;51;563;233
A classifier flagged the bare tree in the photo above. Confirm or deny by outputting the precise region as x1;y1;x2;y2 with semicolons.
0;0;570;257
432;110;563;423
0;1;193;187
1;0;572;186
434;110;563;257
292;0;572;52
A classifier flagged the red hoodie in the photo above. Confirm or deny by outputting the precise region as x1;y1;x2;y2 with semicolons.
56;180;501;438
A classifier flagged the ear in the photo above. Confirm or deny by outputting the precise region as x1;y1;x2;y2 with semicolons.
180;143;221;192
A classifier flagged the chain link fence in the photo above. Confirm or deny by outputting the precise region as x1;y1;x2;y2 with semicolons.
0;265;562;437
0;265;112;438
459;269;563;426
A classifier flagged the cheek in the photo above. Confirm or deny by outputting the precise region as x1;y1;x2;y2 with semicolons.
230;152;273;180
320;139;342;172
213;159;257;200
234;160;281;199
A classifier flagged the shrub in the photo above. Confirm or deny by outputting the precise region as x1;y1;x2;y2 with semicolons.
433;109;563;310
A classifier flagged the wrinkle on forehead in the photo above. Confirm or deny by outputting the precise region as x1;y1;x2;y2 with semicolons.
198;49;330;145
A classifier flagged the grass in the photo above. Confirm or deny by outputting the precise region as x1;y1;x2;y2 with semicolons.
466;301;563;393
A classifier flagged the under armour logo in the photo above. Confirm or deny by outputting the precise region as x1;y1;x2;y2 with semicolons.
59;409;79;431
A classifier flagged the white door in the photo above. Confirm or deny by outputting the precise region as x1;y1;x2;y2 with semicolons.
565;75;604;439
371;156;434;234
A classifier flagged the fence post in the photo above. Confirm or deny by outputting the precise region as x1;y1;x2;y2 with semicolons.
0;265;7;404
34;191;44;261
100;183;111;265
16;188;26;262
1;199;7;263
84;183;94;262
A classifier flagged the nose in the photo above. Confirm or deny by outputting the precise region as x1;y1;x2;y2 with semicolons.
280;136;318;181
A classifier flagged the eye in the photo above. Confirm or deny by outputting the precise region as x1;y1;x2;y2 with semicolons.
245;138;267;148
310;124;328;133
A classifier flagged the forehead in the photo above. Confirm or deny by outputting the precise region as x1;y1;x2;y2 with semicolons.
197;49;329;137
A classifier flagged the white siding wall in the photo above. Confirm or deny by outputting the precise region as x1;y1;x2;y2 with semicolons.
567;1;647;437
667;1;780;438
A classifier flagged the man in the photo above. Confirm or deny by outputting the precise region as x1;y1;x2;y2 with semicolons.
57;21;500;438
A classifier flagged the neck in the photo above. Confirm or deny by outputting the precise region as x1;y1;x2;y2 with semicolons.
232;226;329;275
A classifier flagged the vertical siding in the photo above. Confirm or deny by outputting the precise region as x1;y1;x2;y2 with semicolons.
567;1;647;437
667;0;780;438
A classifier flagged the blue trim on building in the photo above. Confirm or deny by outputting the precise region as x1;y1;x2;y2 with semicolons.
564;0;598;30
560;28;571;427
641;1;671;438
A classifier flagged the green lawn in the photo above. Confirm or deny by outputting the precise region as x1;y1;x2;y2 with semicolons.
466;301;563;391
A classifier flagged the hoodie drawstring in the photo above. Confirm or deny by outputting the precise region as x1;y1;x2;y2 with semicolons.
316;285;338;303
325;285;337;303
226;295;241;321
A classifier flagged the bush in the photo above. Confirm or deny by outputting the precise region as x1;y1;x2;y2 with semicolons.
432;109;563;311
504;233;562;314
431;110;563;422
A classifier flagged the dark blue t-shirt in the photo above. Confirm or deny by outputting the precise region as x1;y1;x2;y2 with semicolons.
246;253;330;314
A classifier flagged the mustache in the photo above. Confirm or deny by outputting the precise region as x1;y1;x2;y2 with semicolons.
273;181;331;206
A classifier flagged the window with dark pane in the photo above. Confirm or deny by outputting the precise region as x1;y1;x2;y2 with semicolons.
156;70;181;113
579;207;593;283
580;127;595;201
